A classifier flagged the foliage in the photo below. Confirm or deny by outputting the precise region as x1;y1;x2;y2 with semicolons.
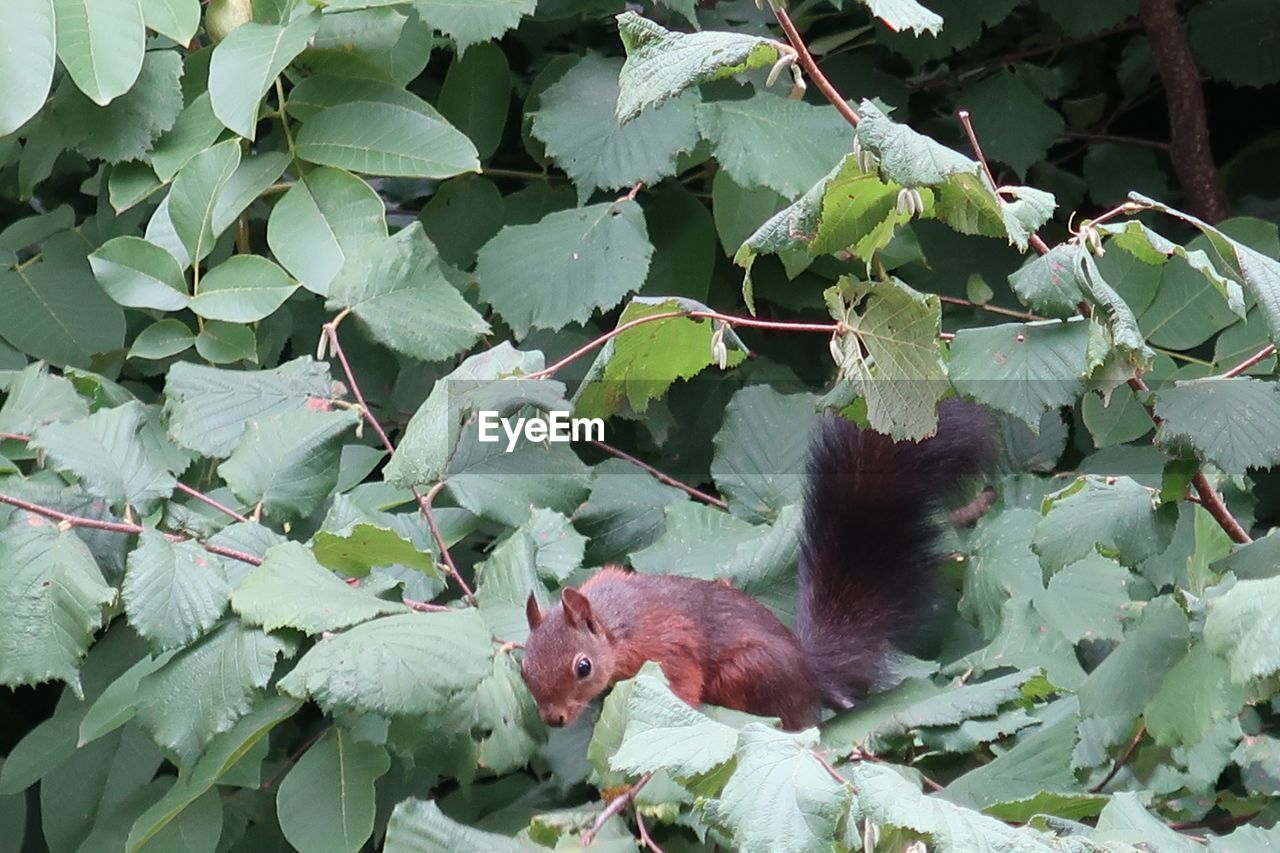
1;0;1279;850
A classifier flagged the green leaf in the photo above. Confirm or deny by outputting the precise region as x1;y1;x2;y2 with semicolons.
302;7;433;85
614;12;783;122
1077;596;1189;726
412;0;536;54
126;695;300;851
313;522;437;579
141;0;200;43
167;138;242;267
811;161;919;261
823;277;948;440
1034;475;1174;571
150;92;224;182
573;297;747;419
698;92;852;198
1133;193;1280;347
286;73;448;123
957;72;1064;176
54;0;145;105
383;798;527;852
211;149;291;235
855;758;1067;849
163;356;338;458
949;318;1092;430
188;255;298;323
0;0;57;135
710;386;815;525
471;651;542;774
1081;385;1155;447
438;41;511;160
1205;574;1280;683
0;257;126;369
30;401;177;512
476;509;585;640
419;176;505;267
531;54;699;201
610;668;739;779
52;49;185;164
232;541;406;633
1033;553;1133;643
384;343;558;485
266;166;388;297
942;697;1082;810
89;235;189;311
217;409;359;520
278;610;493;718
129;319;195;360
1093;792;1202;852
122;533;231;653
277;729;390;853
476;201;653;337
1153;378;1280;477
295;100;480;178
1189;0;1280;87
704;724;850;853
445;430;592;527
0;361;90;434
861;0;944;34
134;620;295;768
326;223;489;361
1145;641;1245;748
208;12;322;139
0;515;114;696
194;320;258;364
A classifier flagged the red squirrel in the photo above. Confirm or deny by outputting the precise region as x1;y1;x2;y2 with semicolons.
521;401;991;731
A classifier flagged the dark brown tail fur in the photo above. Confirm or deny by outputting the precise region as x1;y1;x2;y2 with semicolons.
795;400;993;710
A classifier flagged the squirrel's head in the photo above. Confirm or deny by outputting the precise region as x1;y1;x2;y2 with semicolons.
521;588;616;727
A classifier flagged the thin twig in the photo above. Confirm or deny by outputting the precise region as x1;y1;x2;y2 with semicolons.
1061;131;1171;152
634;807;665;853
262;727;329;791
0;432;29;441
772;6;860;129
175;482;251;523
1222;345;1276;378
587;440;728;509
1090;723;1146;793
522;310;840;382
1128;374;1252;544
937;295;1042;322
0;492;265;566
583;773;654;846
403;598;452;613
321;316;477;603
957;111;1050;256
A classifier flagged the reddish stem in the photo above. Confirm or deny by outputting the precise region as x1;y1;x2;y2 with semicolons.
322;317;476;603
523;310;839;381
175;482;250;524
587;440;728;509
1222;345;1276;378
772;7;860;129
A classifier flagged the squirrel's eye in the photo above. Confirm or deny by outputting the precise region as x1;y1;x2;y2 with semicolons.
575;656;592;679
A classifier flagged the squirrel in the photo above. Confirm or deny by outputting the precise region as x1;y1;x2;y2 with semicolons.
520;400;992;731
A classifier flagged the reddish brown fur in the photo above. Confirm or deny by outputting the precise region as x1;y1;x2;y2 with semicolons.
522;566;820;730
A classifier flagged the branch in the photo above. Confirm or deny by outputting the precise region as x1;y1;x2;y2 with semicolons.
522;310;840;381
175;482;250;524
1222;345;1277;378
587;439;728;509
957;111;1050;256
0;492;266;566
583;772;654;846
321;314;476;603
772;6;860;129
1138;0;1230;222
1090;723;1147;793
959;106;1251;544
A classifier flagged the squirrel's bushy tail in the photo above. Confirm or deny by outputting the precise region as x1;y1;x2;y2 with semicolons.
796;400;993;709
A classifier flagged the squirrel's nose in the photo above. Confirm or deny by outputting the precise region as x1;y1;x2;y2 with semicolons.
541;709;566;727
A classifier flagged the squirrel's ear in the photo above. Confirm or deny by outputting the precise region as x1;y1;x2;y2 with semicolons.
526;592;543;630
561;587;599;634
